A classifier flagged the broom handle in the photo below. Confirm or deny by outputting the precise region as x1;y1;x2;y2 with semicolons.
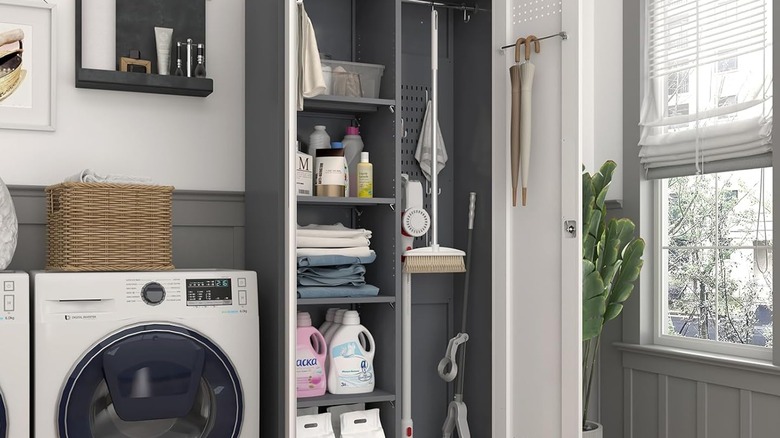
431;9;439;249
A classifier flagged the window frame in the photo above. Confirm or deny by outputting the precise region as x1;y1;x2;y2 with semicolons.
653;177;773;361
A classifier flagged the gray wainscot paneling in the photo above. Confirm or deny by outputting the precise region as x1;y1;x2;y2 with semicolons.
7;186;245;271
618;343;780;438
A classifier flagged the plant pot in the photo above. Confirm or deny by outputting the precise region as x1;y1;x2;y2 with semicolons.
583;421;602;438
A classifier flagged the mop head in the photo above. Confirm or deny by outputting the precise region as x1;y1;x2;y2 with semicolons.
403;246;466;273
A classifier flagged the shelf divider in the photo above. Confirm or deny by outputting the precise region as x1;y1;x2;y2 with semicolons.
297;196;395;206
302;95;395;114
297;389;396;408
297;296;396;306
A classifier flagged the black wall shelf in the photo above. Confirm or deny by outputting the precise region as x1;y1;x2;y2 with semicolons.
75;0;213;97
76;69;213;97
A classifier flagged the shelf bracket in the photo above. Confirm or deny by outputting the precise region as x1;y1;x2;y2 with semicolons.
389;401;396;408
388;302;395;311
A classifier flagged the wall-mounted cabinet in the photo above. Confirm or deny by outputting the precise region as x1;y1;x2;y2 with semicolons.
74;0;213;97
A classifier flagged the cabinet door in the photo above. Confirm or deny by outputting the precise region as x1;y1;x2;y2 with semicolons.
491;0;582;437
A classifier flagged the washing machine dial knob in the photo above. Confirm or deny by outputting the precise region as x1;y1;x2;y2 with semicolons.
141;282;166;305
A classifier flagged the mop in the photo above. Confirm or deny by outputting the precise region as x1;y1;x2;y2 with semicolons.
440;192;477;438
401;8;466;438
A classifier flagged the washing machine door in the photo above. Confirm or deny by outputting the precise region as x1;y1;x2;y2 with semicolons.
58;324;243;438
0;390;7;438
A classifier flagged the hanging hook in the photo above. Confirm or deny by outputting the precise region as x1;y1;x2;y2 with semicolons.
462;4;471;23
514;37;526;64
524;35;541;61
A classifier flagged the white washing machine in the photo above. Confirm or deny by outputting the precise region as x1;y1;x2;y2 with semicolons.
33;270;260;438
0;271;29;438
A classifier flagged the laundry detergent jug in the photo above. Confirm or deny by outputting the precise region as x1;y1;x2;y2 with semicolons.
296;312;328;398
327;310;375;394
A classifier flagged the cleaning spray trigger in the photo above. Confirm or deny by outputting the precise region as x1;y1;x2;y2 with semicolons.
437;333;469;382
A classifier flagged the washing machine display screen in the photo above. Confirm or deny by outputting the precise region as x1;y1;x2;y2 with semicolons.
186;279;232;306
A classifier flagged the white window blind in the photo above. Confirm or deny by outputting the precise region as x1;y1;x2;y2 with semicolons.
639;0;773;179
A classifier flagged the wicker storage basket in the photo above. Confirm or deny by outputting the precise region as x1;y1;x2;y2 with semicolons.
45;182;175;271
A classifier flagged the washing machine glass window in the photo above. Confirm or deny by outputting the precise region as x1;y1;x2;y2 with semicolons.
58;324;243;438
0;390;7;438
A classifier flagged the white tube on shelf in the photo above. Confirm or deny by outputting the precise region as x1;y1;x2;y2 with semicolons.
154;27;173;75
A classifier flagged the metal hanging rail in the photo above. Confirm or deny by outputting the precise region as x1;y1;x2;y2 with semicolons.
401;0;489;14
501;32;568;50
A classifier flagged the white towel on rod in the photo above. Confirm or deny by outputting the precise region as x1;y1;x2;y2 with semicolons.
415;100;448;181
298;2;326;110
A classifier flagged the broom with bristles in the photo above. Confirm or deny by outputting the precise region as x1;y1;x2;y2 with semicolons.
400;9;465;438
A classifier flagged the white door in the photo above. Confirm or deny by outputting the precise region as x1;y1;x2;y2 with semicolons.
491;0;582;436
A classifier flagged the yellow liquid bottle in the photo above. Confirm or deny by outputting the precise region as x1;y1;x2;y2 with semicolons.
357;152;373;198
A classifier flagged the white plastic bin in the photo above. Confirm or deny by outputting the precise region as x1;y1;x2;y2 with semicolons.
321;60;385;99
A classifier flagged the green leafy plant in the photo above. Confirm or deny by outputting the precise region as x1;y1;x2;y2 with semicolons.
582;161;645;431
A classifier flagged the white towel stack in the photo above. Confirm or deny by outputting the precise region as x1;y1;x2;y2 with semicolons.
297;223;372;257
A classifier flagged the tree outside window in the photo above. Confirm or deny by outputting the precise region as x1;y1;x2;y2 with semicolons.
662;169;773;347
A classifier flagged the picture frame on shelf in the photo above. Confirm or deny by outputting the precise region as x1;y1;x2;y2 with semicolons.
0;0;56;131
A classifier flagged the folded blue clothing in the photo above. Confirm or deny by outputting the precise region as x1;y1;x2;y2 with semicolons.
297;252;376;268
297;264;367;277
297;284;380;299
298;276;366;287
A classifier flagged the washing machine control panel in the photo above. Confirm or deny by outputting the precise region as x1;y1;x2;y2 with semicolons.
186;279;233;306
141;282;166;305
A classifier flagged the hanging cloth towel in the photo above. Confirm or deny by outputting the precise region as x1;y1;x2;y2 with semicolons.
298;2;326;110
415;100;448;181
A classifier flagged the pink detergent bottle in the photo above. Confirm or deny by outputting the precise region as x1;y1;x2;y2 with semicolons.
296;312;328;398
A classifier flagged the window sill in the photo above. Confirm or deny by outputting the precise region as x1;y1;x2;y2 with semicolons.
614;342;780;377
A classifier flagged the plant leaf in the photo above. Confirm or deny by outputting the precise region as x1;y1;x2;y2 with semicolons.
604;303;623;322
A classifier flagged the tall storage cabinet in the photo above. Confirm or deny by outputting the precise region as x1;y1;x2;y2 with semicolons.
247;0;493;436
296;1;402;436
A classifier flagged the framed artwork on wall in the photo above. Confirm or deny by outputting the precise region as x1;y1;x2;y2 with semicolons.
0;0;56;131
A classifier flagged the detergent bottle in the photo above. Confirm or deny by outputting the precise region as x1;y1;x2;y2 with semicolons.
319;308;338;335
296;312;327;397
327;310;375;394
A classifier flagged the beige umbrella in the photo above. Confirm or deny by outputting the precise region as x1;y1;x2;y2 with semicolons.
509;37;524;207
520;36;540;206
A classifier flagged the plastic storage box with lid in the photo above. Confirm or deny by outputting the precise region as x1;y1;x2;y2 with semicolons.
321;60;385;99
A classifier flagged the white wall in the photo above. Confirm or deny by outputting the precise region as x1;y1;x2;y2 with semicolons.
0;0;245;191
593;0;624;201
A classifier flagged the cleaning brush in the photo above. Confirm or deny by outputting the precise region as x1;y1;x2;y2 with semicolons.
403;246;465;273
402;7;465;276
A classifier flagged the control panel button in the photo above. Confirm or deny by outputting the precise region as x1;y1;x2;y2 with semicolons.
4;295;14;312
3;281;13;292
238;290;247;306
141;282;166;305
237;278;247;287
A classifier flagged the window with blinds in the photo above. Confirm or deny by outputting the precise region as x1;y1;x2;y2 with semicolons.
639;0;773;179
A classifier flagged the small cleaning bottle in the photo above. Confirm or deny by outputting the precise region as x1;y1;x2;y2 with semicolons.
357;152;373;198
296;312;328;398
342;126;364;196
